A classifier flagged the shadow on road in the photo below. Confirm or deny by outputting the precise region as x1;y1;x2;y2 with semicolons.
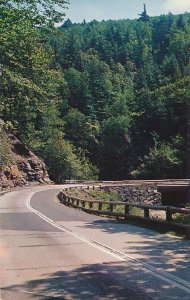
3;260;183;299
77;219;190;280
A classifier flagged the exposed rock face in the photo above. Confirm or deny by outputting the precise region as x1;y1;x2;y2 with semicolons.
0;130;50;190
102;184;161;205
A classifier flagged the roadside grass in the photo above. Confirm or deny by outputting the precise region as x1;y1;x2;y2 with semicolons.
173;213;190;225
66;188;125;213
129;206;144;217
66;188;143;216
88;189;125;202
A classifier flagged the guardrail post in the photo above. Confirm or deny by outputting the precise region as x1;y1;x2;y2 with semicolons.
124;204;130;215
98;203;102;211
166;207;172;222
124;204;130;220
76;199;79;206
110;203;113;212
82;201;85;208
144;207;150;218
89;202;93;209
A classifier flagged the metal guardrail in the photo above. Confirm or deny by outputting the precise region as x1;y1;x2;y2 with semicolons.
58;185;190;236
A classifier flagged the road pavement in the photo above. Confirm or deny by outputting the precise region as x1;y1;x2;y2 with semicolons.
0;185;190;299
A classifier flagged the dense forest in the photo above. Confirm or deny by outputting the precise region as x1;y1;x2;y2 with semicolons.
1;0;190;182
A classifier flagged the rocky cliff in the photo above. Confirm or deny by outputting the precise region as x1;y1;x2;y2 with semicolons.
0;124;50;190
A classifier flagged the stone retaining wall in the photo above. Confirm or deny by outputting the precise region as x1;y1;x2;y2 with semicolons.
102;184;161;205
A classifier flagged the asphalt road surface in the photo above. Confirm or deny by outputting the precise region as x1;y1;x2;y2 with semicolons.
0;185;190;299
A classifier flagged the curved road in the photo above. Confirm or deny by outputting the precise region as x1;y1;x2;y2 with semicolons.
0;185;190;299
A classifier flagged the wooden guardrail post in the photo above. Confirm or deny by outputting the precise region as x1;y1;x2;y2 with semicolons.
110;203;114;212
98;203;102;211
166;207;172;222
124;204;130;220
124;204;130;215
144;207;150;218
89;202;93;209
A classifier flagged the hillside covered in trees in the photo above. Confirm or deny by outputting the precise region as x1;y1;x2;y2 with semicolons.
1;0;190;182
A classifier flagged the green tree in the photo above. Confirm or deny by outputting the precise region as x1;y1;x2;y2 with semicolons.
83;54;114;120
99;116;131;180
64;109;99;156
132;135;184;179
0;0;67;141
42;130;98;182
63;68;87;113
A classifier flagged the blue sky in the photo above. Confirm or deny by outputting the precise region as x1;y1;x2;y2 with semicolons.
65;0;190;23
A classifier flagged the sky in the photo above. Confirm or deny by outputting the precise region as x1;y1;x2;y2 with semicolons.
65;0;190;23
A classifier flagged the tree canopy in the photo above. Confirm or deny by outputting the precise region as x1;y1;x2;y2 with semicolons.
1;7;190;181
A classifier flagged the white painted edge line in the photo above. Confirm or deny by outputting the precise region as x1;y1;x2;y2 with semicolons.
27;190;190;295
